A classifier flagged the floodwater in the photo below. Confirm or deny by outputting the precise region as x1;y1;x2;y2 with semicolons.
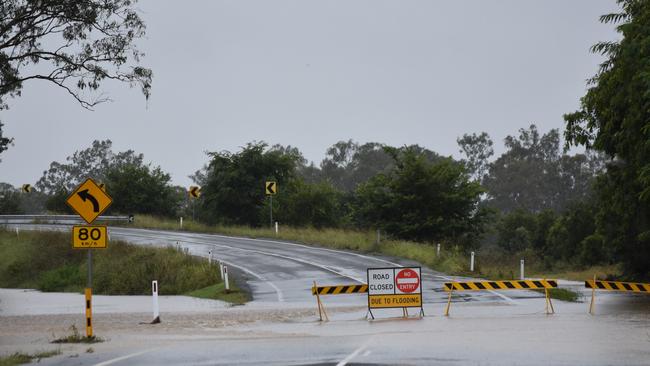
2;288;650;365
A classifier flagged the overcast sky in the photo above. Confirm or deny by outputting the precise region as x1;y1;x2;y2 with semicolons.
0;1;620;188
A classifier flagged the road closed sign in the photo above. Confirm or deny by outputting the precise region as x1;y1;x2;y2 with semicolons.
367;267;423;311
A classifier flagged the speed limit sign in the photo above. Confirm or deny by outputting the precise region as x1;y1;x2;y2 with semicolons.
72;225;108;249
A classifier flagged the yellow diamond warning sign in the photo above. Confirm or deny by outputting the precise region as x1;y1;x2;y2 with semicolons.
66;178;113;224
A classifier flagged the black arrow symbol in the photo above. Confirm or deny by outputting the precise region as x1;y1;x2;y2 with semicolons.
77;189;100;212
189;186;200;198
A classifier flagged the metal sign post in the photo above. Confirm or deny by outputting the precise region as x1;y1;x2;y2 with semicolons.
66;178;113;338
188;186;201;222
86;250;93;337
265;181;277;228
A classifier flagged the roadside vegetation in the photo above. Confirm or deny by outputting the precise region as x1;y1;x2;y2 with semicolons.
51;325;103;344
0;350;61;366
0;228;247;303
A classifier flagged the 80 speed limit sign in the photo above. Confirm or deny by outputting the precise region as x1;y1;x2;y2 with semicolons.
72;225;108;249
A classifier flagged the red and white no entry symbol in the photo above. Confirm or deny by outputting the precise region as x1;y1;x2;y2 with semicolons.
395;268;420;293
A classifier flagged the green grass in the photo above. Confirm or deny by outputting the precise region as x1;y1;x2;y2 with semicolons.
535;288;582;302
185;283;249;305
0;350;61;366
0;228;243;303
51;325;103;344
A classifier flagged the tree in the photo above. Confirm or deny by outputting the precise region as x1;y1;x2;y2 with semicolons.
199;142;300;226
483;125;602;213
564;0;650;278
0;183;22;214
353;147;487;245
36;140;142;194
36;140;177;216
545;202;598;262
0;0;152;155
104;162;178;216
0;122;13;159
319;140;440;192
457;132;494;181
277;180;343;228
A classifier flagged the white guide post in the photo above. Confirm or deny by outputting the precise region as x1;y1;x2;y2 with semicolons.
437;243;441;257
470;252;475;272
208;250;212;265
219;261;224;280
180;217;183;229
275;221;278;235
520;259;525;280
152;280;160;323
224;265;230;292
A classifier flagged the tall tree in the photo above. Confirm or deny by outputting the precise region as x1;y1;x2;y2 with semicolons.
564;0;650;278
319;140;439;192
484;125;602;213
0;122;12;159
36;140;142;194
0;183;22;214
0;0;152;155
199;142;300;226
353;147;486;245
104;162;178;216
36;140;177;216
457;132;494;182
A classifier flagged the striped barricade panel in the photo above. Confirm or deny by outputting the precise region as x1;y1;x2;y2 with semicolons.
585;280;650;293
312;284;368;296
443;279;558;292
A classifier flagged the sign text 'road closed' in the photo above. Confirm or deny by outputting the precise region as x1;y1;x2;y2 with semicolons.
367;267;422;309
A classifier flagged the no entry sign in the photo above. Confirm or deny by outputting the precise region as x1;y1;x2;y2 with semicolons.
367;267;423;315
396;268;420;293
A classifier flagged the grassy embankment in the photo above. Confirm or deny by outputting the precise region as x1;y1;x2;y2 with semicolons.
0;228;248;304
126;215;620;301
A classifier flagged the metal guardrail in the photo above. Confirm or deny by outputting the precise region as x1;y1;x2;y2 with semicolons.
0;214;134;223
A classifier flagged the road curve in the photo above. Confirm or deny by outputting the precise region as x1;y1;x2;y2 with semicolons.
8;224;543;306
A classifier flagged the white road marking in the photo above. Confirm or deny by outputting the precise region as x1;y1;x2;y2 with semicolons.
337;339;373;366
218;258;285;302
203;233;404;267
92;349;154;366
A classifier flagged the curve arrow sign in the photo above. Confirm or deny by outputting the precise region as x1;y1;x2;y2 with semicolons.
77;189;100;213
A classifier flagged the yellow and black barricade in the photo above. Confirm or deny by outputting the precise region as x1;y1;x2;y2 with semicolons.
443;279;558;316
586;276;650;314
312;284;368;296
311;283;368;321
